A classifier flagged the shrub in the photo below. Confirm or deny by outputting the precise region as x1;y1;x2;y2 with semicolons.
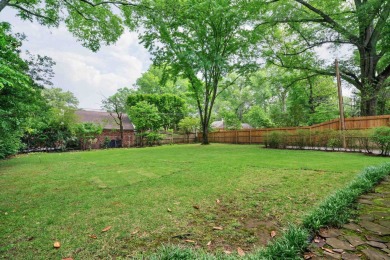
291;130;310;149
266;131;289;149
145;132;164;146
371;126;390;156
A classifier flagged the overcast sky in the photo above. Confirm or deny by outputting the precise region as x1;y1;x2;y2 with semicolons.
0;10;152;109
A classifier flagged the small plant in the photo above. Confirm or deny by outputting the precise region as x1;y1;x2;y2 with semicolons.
145;132;164;146
327;137;342;151
102;137;110;149
293;130;310;149
371;126;390;156
267;131;289;149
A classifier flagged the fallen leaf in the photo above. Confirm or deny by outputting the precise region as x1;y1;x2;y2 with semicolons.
321;247;334;254
89;234;97;239
53;241;61;248
193;205;200;210
304;252;315;259
314;238;320;243
224;250;232;254
216;199;220;204
102;226;112;232
207;241;212;246
131;230;139;235
237;247;245;256
62;258;74;260
184;239;196;243
213;226;223;230
270;231;277;238
167;208;172;212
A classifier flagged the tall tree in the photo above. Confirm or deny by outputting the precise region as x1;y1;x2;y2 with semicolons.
138;0;258;144
259;0;390;116
127;93;186;130
0;22;47;158
101;87;133;145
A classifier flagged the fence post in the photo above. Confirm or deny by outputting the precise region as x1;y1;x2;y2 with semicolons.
249;129;252;144
236;130;238;144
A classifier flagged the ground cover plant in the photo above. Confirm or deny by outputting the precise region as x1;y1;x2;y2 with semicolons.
0;144;389;259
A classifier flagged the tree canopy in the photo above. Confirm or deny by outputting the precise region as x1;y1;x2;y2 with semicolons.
0;0;144;51
259;0;390;116
137;0;259;144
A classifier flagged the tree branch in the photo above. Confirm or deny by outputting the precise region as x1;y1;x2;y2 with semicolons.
283;40;353;56
293;0;360;46
8;3;57;24
0;0;10;12
377;63;390;85
64;0;97;22
367;1;390;48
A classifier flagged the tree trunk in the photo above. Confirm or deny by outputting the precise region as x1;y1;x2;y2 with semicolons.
201;123;209;145
0;0;10;13
359;86;379;116
119;120;124;147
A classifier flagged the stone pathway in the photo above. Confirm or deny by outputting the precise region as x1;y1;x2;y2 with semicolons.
305;178;390;260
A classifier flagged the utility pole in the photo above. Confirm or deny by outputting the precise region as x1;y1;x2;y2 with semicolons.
335;59;346;148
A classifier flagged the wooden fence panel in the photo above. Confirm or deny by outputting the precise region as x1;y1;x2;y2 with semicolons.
200;115;390;144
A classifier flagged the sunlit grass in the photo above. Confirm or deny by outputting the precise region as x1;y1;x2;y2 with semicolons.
0;144;388;259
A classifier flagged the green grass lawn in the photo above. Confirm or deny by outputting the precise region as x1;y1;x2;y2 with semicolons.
0;144;388;259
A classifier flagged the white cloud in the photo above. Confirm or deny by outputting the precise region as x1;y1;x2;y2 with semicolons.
0;9;152;109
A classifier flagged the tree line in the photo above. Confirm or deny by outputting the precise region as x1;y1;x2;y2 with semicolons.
0;0;389;151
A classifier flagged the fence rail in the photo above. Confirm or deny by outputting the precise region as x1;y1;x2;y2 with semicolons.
198;115;390;145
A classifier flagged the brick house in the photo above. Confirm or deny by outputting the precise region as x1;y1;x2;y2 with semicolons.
75;109;135;148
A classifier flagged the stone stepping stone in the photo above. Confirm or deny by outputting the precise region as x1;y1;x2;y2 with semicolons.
341;252;361;260
382;248;390;255
359;199;374;205
378;220;390;228
311;236;326;247
366;241;388;249
366;235;387;243
370;212;389;219
326;237;355;251
361;195;376;199
376;200;390;208
343;223;362;232
323;251;341;259
320;228;342;238
359;221;390;235
344;235;366;247
362;247;390;260
360;214;376;221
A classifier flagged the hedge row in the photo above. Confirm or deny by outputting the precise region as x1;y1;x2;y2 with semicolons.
264;127;390;156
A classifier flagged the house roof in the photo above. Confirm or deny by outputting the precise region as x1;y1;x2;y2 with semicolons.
75;110;134;130
211;120;253;130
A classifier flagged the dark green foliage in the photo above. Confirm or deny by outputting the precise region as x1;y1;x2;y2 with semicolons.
250;225;309;260
0;22;47;158
303;163;390;231
145;132;164;146
290;130;311;149
265;131;289;149
127;93;186;130
371;127;390;155
74;122;103;150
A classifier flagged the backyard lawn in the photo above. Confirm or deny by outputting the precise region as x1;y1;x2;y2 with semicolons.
0;144;388;259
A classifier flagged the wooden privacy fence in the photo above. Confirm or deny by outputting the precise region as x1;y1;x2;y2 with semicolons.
198;115;390;144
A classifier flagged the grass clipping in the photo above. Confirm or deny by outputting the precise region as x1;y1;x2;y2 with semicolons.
144;163;390;260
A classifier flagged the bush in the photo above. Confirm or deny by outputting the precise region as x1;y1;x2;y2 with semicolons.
145;132;164;146
371;126;390;156
266;131;289;149
291;130;310;149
